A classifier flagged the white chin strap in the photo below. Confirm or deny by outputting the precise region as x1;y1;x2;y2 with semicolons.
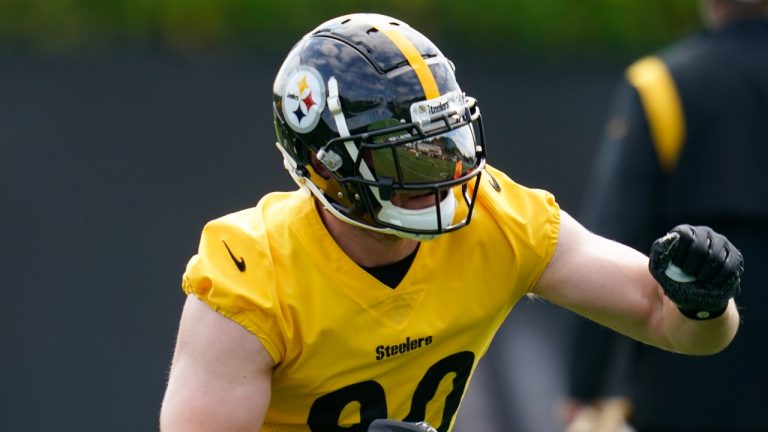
325;77;455;239
377;192;457;232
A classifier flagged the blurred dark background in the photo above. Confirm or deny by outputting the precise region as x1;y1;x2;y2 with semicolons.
1;1;703;430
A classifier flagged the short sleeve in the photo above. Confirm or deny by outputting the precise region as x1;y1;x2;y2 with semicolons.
182;216;285;364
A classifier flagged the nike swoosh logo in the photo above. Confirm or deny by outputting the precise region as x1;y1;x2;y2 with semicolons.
222;240;246;272
486;169;501;192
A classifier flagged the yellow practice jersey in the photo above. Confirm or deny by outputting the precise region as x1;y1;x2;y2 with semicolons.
182;165;560;431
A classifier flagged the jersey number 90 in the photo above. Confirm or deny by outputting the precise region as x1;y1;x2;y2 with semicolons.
307;351;474;432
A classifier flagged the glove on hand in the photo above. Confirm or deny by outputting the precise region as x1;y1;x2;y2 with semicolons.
368;419;438;432
649;224;743;320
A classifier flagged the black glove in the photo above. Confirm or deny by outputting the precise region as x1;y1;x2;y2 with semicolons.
649;224;743;320
368;419;438;432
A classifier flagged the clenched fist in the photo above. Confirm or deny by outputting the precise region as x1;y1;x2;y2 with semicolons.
649;225;743;320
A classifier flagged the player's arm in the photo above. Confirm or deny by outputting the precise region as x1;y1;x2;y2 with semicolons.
533;212;741;355
160;295;274;431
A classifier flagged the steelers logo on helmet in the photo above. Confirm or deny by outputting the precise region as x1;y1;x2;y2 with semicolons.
281;66;326;133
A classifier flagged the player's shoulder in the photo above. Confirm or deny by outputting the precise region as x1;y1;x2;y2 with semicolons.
186;190;312;291
471;164;560;252
477;164;559;217
207;190;311;234
194;190;312;261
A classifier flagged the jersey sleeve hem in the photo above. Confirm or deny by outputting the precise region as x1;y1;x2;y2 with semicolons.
527;195;561;294
183;289;283;365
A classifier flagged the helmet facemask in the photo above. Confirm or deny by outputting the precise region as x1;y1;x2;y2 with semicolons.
310;84;486;240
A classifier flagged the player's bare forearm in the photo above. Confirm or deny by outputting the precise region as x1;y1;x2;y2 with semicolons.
535;213;741;356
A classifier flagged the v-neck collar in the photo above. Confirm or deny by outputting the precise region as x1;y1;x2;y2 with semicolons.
289;195;430;327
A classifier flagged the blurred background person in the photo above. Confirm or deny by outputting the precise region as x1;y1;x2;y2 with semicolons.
564;1;768;431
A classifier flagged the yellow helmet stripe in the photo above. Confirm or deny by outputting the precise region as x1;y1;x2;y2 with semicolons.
364;16;440;100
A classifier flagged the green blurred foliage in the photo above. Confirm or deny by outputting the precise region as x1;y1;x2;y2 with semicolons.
0;0;702;56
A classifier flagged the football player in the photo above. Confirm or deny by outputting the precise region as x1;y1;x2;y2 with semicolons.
160;13;743;432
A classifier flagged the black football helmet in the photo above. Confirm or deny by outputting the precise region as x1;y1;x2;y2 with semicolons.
273;13;486;240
